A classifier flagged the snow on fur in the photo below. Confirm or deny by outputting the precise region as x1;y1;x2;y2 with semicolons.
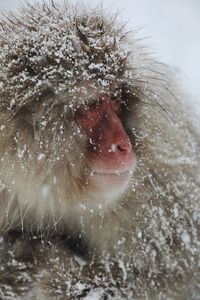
0;1;200;299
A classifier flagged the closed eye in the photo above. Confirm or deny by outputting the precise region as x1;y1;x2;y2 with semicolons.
110;94;121;113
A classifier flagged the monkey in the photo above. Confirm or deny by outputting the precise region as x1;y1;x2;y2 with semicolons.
0;1;200;299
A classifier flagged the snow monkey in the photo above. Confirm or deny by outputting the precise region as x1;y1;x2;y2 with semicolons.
0;1;200;299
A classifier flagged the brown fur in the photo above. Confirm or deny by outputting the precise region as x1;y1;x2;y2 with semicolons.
0;1;200;299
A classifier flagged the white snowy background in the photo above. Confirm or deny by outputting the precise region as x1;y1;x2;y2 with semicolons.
1;0;200;108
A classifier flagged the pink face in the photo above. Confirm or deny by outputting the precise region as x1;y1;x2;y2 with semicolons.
75;94;136;195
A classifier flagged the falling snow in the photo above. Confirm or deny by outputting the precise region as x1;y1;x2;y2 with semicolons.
0;1;200;300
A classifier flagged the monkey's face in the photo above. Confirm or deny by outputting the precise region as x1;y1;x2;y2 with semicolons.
75;93;137;202
0;3;142;217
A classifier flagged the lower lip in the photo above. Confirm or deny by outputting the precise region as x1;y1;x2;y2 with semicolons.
90;171;132;185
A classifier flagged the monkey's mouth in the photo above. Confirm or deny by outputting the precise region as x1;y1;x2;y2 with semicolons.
89;170;132;186
88;170;132;197
88;159;136;189
92;170;132;177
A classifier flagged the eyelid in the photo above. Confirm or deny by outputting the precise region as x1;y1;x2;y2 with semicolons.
110;97;121;112
75;104;100;128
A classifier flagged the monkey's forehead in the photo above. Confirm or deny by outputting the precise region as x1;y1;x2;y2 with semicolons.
0;2;139;109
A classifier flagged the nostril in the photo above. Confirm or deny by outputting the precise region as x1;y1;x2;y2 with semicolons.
117;144;131;153
117;145;127;152
109;142;132;154
117;138;132;153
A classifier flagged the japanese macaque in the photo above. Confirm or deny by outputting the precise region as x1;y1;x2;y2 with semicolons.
0;1;200;299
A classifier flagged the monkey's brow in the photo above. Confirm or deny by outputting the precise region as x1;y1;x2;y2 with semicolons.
73;89;125;113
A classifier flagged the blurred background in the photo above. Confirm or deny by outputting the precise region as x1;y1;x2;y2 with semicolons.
1;0;200;105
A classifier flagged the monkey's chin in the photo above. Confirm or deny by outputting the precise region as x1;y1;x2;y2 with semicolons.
89;170;132;206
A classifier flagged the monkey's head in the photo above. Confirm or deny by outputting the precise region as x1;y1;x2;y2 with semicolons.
0;2;174;230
